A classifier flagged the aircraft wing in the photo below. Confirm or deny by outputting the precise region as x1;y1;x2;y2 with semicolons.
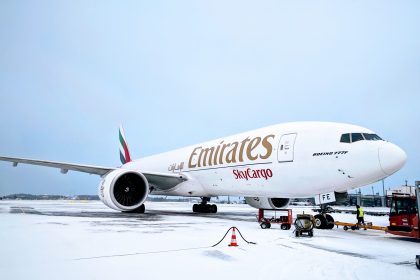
0;156;187;190
0;156;112;175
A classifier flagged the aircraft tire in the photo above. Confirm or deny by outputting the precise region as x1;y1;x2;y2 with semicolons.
325;214;335;229
314;214;327;229
193;204;217;213
124;204;145;214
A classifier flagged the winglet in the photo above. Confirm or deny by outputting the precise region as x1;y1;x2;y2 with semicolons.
119;125;132;164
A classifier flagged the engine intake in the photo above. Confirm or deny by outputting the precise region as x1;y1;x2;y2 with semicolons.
245;197;290;209
99;169;149;212
113;172;147;207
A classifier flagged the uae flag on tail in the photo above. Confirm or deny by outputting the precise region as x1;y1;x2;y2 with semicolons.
119;125;131;164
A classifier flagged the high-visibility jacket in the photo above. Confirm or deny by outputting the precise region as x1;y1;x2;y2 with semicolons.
358;207;364;218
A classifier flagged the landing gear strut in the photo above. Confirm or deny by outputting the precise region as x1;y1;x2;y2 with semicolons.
314;204;335;229
192;197;217;213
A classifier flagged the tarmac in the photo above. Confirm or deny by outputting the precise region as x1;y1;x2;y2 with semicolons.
0;200;419;280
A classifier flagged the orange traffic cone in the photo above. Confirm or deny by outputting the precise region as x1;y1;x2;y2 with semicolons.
228;227;238;247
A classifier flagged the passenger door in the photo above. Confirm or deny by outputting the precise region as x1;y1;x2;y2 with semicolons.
277;133;297;162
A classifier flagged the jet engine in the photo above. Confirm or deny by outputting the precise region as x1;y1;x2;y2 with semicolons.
98;169;149;212
245;197;290;209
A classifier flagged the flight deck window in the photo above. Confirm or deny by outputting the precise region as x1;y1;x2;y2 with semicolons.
340;133;350;143
363;133;383;141
351;133;364;142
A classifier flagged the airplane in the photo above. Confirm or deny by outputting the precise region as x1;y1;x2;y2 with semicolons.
0;122;406;228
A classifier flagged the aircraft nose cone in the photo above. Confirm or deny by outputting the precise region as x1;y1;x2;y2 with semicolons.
378;143;407;175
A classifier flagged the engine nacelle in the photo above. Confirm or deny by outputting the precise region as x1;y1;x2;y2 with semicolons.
98;169;149;212
245;197;290;209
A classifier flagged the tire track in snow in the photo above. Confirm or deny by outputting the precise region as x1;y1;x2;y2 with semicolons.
295;242;375;259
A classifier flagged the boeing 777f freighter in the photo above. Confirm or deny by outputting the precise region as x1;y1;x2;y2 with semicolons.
0;122;406;227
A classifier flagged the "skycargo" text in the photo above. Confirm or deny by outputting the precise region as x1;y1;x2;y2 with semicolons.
233;168;273;180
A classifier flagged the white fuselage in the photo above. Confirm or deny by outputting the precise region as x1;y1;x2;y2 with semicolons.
123;122;406;199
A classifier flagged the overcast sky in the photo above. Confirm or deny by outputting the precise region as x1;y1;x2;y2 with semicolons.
0;1;419;196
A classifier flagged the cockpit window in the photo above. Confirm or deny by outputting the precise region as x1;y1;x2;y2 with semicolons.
340;133;351;143
363;133;382;141
340;132;384;143
351;133;364;142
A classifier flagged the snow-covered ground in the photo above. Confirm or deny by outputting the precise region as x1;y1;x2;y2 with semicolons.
0;200;419;279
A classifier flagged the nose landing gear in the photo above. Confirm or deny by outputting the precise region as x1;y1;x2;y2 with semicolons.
192;197;218;213
314;205;335;229
314;214;335;229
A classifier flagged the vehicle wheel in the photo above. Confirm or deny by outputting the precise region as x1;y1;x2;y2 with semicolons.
260;222;268;229
211;204;217;213
314;214;327;229
343;226;348;231
267;223;271;229
192;204;198;212
351;225;357;230
281;224;288;230
325;214;335;229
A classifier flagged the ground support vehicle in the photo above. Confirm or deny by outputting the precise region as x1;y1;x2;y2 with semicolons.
294;213;314;237
387;183;419;239
335;221;387;231
257;209;292;230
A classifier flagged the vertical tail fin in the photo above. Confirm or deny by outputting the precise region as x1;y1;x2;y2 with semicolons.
119;125;132;164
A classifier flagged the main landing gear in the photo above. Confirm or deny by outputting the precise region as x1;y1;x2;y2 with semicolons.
123;204;145;214
192;197;217;213
314;205;335;229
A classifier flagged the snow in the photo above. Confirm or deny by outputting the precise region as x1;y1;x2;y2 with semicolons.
0;201;419;280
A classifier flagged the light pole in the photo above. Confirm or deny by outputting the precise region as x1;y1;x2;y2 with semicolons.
382;179;386;207
371;186;375;207
382;179;385;196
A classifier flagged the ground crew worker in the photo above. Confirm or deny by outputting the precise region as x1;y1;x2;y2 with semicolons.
356;205;366;229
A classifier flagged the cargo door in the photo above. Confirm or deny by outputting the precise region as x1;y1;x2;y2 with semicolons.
277;133;297;162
